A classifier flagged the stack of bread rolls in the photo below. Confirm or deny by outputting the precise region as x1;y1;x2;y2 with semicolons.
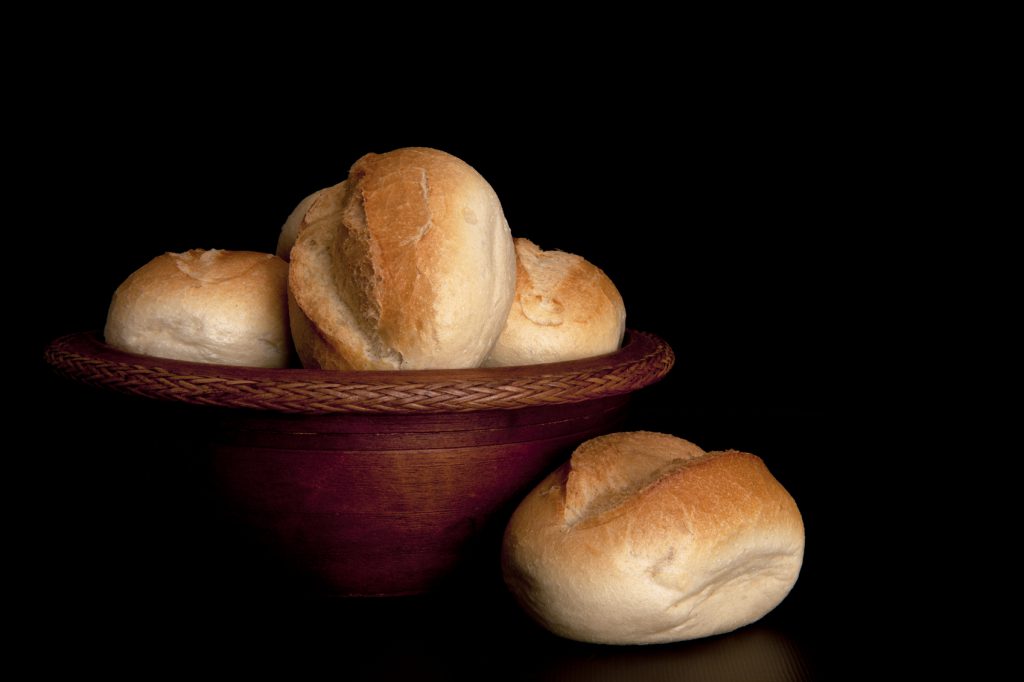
104;147;625;371
100;147;803;648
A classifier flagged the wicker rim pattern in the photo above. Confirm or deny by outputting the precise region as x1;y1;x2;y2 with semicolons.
45;330;674;415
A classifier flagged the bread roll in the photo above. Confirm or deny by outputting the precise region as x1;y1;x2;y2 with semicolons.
502;432;804;645
104;249;292;368
288;147;516;370
485;238;625;366
275;181;347;261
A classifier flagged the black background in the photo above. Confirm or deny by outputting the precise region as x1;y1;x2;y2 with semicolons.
24;84;918;678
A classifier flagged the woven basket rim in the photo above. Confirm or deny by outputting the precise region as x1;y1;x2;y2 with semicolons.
45;330;674;414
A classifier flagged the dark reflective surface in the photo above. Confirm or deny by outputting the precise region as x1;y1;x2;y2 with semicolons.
533;628;811;682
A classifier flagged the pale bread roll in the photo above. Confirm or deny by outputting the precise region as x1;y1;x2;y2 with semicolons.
502;432;804;645
288;147;516;370
104;249;292;368
485;238;625;366
275;181;347;261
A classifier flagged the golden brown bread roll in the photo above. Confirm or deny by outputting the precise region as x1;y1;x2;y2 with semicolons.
287;147;516;370
275;181;347;261
485;238;625;366
104;249;292;368
502;432;804;645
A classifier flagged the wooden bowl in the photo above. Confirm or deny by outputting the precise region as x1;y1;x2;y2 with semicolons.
45;330;673;596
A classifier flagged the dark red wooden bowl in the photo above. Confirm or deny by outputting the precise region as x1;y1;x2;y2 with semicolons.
45;330;673;596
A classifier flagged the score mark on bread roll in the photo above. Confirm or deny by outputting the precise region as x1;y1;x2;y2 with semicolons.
502;431;804;645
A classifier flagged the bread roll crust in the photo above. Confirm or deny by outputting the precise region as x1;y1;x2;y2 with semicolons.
276;181;347;261
288;147;516;370
485;239;625;366
502;432;804;645
289;219;398;369
104;249;292;368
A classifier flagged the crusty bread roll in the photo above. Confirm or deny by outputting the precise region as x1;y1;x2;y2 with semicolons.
288;147;516;370
275;181;347;261
502;432;804;645
104;249;292;368
484;238;625;366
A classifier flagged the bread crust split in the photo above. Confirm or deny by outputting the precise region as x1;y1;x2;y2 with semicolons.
287;147;516;370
